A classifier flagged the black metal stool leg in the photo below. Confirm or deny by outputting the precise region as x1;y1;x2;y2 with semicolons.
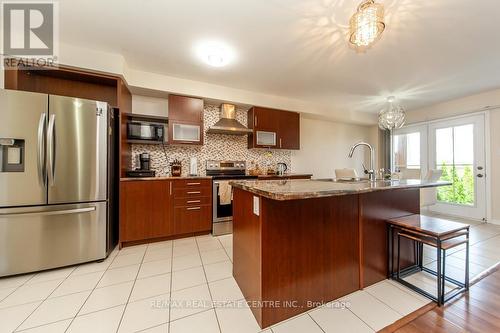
419;243;424;270
441;249;446;304
437;240;442;306
388;225;392;278
465;233;470;291
397;233;401;279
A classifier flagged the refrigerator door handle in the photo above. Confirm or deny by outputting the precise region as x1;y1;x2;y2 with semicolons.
37;113;47;187
47;114;56;186
0;207;96;218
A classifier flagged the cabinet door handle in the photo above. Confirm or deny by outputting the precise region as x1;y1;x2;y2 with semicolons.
255;116;258;127
280;138;282;148
187;207;201;211
187;191;201;194
187;200;201;204
187;182;201;186
170;182;172;195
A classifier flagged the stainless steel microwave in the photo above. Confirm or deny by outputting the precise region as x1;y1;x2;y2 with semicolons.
127;121;166;144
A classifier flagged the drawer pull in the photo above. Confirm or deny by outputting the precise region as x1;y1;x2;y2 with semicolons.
187;191;201;194
187;200;201;204
187;182;201;185
187;207;201;211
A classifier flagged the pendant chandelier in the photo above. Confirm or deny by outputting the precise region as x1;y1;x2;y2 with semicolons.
349;0;385;49
378;96;406;130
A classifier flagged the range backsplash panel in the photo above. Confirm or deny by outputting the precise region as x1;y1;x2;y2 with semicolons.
130;104;292;176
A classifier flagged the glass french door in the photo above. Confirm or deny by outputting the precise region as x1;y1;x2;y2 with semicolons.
428;114;486;220
392;125;428;180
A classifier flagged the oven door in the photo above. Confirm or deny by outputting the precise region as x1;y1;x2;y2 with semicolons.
212;181;233;235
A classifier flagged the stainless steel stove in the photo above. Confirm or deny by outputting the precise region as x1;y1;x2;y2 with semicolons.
206;160;257;235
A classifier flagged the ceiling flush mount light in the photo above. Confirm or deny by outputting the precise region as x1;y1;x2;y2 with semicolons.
349;0;385;50
196;41;234;68
378;96;406;130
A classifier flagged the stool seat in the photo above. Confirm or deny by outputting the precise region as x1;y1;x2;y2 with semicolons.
387;214;470;306
388;214;469;237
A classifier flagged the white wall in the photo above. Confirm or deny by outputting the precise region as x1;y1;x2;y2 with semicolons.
406;88;500;223
131;95;168;117
291;116;379;179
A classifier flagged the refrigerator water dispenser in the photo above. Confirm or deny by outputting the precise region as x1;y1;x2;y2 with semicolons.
0;138;25;172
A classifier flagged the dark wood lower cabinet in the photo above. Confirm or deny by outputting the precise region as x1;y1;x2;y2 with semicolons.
120;180;172;243
119;179;212;247
173;205;211;235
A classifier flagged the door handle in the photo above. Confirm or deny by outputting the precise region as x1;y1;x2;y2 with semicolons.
0;207;96;218
37;113;47;187
47;114;56;186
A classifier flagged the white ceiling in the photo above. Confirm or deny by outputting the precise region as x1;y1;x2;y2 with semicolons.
59;0;500;115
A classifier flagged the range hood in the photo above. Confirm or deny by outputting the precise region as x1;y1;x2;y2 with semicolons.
207;103;253;135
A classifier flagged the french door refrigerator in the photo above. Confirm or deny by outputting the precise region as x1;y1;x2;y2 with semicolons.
0;89;110;277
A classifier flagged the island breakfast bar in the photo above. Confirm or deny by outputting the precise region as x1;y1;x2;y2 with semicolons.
230;179;449;328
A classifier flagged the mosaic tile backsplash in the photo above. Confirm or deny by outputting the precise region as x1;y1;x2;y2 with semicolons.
130;104;292;176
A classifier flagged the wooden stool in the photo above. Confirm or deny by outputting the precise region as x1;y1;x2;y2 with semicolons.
387;214;470;306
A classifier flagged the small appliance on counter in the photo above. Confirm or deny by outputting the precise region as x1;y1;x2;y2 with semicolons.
125;152;156;178
170;159;182;177
139;153;151;170
126;170;156;178
277;162;288;176
189;157;198;176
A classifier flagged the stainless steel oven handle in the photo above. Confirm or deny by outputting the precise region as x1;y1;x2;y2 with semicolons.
47;114;56;186
0;207;96;218
37;113;47;187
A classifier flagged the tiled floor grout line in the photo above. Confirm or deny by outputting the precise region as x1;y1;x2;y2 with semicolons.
0;273;38;304
195;236;223;333
346;306;377;332
167;240;174;333
13;266;77;332
114;246;149;333
364;287;415;317
63;251;123;332
306;313;327;333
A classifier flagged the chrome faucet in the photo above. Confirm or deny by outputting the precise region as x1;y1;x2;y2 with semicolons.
348;142;377;182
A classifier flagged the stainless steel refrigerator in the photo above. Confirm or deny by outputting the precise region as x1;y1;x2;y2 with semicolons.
0;89;111;277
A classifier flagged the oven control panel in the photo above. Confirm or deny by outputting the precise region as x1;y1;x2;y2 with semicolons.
206;160;246;171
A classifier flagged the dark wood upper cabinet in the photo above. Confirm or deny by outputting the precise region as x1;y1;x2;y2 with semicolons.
278;110;300;149
168;95;204;145
247;107;300;150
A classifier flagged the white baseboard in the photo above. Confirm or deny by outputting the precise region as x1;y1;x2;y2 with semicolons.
487;219;500;225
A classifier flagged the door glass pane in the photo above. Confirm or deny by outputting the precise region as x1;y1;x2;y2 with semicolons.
256;131;276;146
393;132;421;179
173;123;200;141
435;124;474;205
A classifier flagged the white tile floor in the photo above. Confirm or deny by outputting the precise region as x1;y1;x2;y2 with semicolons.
0;219;499;333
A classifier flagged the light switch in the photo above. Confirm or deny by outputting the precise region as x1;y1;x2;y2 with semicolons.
253;196;260;216
7;147;21;164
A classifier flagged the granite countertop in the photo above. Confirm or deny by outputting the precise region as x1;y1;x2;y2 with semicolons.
257;173;313;178
120;176;212;181
230;179;451;201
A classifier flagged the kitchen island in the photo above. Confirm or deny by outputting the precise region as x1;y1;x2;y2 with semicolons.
230;179;448;328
